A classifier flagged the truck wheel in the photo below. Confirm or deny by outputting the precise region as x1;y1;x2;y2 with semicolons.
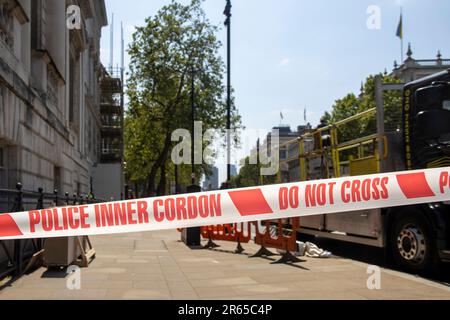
389;209;435;274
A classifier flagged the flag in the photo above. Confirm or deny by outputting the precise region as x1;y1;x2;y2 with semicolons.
396;13;403;39
280;112;284;120
304;108;307;123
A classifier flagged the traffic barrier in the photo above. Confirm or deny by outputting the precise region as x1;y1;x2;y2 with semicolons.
201;223;252;253
1;167;450;240
251;218;300;264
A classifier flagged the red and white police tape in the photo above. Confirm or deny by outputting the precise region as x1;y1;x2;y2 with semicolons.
1;167;450;240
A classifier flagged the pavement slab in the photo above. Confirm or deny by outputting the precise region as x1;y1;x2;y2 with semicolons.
0;229;449;300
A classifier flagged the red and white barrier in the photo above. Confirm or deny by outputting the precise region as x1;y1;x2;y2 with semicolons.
1;168;450;240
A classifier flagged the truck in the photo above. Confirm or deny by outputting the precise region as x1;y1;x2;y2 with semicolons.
277;69;450;273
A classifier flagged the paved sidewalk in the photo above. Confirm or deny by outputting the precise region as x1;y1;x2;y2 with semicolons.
0;230;449;300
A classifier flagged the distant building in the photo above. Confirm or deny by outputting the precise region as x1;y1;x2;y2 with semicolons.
0;1;110;199
391;44;449;82
203;166;219;191
230;164;237;178
260;126;308;162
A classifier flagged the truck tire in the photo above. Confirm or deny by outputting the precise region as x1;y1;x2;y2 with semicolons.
389;209;435;274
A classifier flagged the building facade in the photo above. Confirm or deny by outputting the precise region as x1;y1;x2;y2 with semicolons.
203;166;219;191
0;0;108;198
391;44;450;82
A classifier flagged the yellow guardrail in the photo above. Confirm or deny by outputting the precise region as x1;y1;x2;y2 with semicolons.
273;108;388;183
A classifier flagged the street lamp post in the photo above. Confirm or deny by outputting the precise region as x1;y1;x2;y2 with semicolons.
182;66;202;248
224;0;232;185
191;66;196;186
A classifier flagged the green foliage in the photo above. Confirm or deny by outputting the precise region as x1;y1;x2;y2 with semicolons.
125;0;241;195
230;157;260;188
324;74;403;143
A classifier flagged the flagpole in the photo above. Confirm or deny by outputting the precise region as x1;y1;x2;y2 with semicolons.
304;107;307;126
401;37;404;63
400;7;404;63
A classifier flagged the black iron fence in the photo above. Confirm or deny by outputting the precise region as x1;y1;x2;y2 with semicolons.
0;183;105;280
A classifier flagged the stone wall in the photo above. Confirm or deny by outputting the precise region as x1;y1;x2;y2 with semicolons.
0;0;107;197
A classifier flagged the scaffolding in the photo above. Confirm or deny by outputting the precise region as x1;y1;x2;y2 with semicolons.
100;66;124;164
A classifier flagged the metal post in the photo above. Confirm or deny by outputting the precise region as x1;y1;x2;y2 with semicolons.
183;69;202;247
191;67;196;186
224;0;232;183
54;189;58;207
37;188;44;210
257;138;262;186
36;187;45;249
65;192;70;206
175;164;179;194
375;75;385;173
124;185;129;200
13;183;23;275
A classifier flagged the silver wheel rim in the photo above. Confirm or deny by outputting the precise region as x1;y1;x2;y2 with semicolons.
397;223;426;264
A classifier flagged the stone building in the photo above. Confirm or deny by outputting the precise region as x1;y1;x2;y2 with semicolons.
391;43;450;82
202;166;219;191
0;0;108;197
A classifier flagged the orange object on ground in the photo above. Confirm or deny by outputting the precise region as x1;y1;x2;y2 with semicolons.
201;223;252;253
252;218;301;264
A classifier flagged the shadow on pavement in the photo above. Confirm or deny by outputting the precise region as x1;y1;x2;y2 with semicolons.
313;237;450;285
41;267;69;279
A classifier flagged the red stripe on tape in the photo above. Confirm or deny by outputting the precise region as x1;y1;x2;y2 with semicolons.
0;214;23;237
228;189;273;216
396;172;436;199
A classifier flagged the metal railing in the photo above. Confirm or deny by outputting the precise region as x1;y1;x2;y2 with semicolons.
273;107;389;183
413;59;450;67
0;183;105;280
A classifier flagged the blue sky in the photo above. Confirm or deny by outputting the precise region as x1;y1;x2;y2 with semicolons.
100;0;450;183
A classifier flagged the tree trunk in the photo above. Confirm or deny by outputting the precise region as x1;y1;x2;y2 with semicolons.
156;160;167;196
147;129;172;196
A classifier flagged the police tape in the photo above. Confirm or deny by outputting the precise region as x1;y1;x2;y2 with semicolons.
1;167;450;240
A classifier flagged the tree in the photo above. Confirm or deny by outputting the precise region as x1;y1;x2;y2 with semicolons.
125;0;241;195
330;93;362;142
322;74;403;142
230;157;260;188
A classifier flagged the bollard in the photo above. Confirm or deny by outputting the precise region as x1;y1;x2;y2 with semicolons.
13;183;24;275
37;188;44;210
54;189;59;207
124;185;130;200
36;187;45;250
181;185;202;247
65;192;70;206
